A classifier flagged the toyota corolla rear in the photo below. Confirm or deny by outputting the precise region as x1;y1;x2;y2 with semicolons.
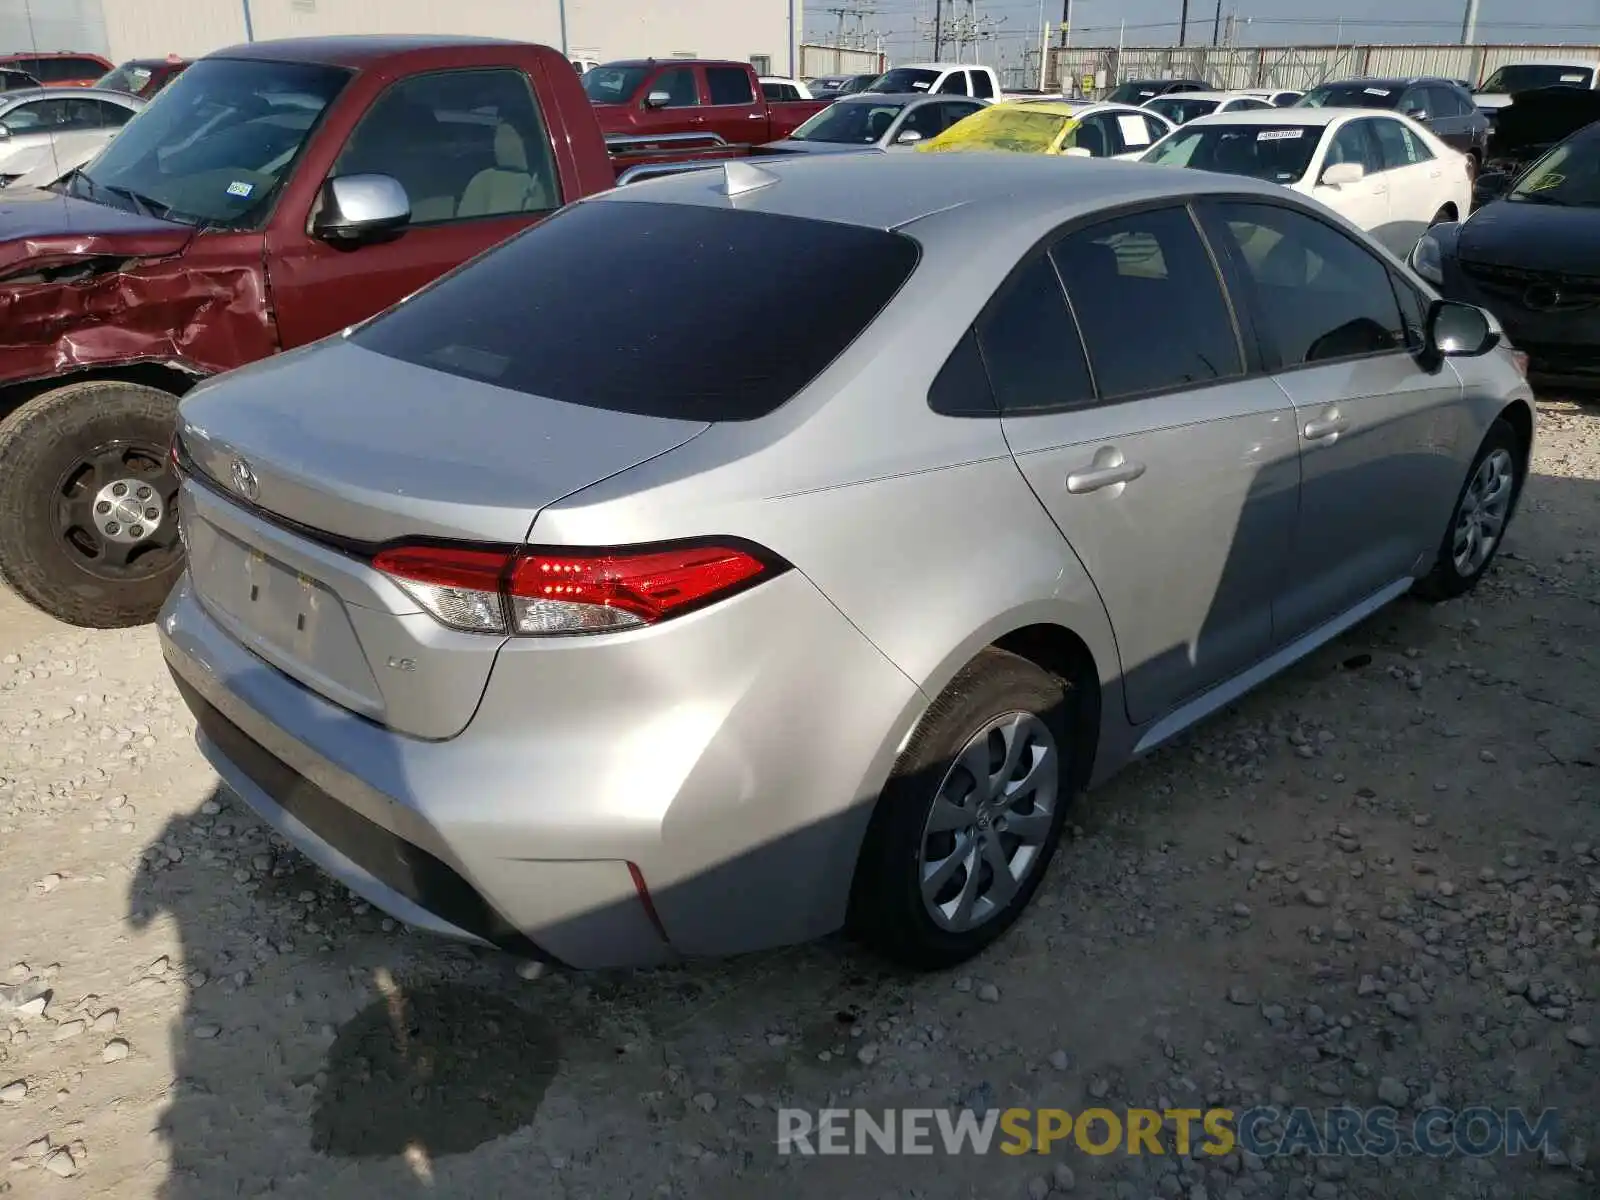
159;197;930;968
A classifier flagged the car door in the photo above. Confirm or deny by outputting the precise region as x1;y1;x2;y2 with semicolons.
266;66;564;349
1367;115;1446;250
703;65;767;145
1197;197;1464;643
632;63;708;139
1311;118;1392;243
0;97;67;170
891;100;949;147
1423;85;1471;151
997;204;1300;724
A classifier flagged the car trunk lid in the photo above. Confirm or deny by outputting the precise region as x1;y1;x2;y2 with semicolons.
176;339;709;739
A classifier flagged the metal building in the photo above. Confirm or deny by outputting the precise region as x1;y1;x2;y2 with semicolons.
4;0;803;77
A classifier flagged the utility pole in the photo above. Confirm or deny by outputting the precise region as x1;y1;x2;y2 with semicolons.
557;0;568;57
934;0;944;59
1460;0;1480;44
1059;0;1071;48
240;0;254;41
1179;0;1190;46
1211;0;1222;46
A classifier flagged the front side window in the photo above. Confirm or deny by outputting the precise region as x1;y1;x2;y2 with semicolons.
1051;206;1242;400
1143;123;1322;185
1325;120;1381;174
973;254;1094;414
1;98;68;131
919;104;1068;154
936;70;971;95
67;56;349;228
1369;118;1416;171
707;67;753;105
649;67;700;107
351;201;920;422
1207;201;1406;367
971;71;995;99
332;68;559;225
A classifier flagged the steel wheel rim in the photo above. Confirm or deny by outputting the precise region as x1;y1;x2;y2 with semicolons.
53;439;181;582
917;710;1059;933
1452;447;1515;577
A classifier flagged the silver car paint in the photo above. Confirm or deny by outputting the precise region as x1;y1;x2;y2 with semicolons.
0;87;142;176
763;93;985;155
160;152;1534;967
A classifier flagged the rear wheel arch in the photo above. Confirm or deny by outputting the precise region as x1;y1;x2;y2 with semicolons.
990;622;1102;792
0;362;201;424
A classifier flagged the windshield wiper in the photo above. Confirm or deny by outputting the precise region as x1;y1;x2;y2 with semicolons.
98;184;172;220
1511;191;1571;206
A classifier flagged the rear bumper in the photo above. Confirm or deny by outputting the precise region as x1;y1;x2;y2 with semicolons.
159;564;922;968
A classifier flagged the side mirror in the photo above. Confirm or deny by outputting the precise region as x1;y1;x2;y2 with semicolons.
0;123;11;140
312;174;410;244
1063;145;1092;158
1474;169;1513;202
1402;106;1428;121
645;90;671;109
1319;161;1365;187
894;129;923;144
1425;299;1499;362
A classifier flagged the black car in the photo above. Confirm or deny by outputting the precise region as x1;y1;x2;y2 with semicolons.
1104;78;1208;105
1299;76;1491;174
809;73;878;100
1473;86;1600;204
1412;113;1600;390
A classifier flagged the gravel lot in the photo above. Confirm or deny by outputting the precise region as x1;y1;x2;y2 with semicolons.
3;397;1600;1200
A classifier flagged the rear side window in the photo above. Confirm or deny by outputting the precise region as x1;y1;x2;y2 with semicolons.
707;67;753;105
936;71;970;95
34;57;102;83
971;71;995;99
351;201;920;421
973;254;1095;414
1051;207;1242;400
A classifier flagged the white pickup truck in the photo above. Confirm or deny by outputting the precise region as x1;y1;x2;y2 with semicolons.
865;62;1002;101
1474;60;1600;115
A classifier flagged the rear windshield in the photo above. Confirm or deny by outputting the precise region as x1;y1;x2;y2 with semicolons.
350;200;921;421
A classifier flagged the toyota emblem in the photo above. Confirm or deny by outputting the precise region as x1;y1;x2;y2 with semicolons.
1522;283;1561;312
229;457;260;502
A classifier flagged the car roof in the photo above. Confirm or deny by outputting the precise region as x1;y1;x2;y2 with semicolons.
1316;76;1455;89
591;151;1290;233
0;86;142;104
895;62;982;72
1180;107;1371;127
212;34;526;68
1146;90;1254;103
833;92;951;105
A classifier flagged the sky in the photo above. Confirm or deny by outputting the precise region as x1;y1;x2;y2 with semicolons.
803;0;1600;68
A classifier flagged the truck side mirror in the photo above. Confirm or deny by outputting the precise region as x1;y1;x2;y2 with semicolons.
645;90;671;109
313;174;411;245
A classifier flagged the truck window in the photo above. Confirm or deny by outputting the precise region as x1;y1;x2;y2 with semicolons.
707;67;753;106
68;56;350;229
331;68;561;225
652;66;701;107
936;71;971;96
971;70;994;99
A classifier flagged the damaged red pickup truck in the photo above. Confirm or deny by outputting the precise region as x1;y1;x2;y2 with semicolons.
0;35;711;628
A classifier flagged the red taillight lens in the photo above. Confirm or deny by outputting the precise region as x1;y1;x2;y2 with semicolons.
1510;349;1530;378
372;540;783;636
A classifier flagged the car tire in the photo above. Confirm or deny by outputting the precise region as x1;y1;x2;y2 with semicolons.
851;647;1077;970
0;380;184;628
1413;417;1524;602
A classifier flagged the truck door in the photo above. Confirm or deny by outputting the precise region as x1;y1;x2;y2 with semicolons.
265;65;565;348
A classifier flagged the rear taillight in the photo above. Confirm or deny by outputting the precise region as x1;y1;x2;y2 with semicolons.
1509;349;1530;378
372;540;786;636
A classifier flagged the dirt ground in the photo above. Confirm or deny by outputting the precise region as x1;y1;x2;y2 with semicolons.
3;397;1599;1200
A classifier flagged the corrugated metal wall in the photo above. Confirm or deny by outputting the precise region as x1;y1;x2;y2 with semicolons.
95;0;799;72
798;43;883;77
1050;42;1600;95
0;0;108;56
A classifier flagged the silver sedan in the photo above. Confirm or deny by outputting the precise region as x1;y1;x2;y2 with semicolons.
764;92;988;153
0;87;142;184
160;152;1533;971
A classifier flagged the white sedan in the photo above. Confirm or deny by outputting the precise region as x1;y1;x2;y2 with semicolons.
1140;107;1472;258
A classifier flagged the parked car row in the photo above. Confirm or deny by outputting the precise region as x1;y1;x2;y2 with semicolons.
0;34;1547;974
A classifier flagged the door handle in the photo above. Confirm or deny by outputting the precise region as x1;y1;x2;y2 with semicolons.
1370;184;1389;194
748;112;764;119
1303;412;1350;440
1066;458;1146;494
